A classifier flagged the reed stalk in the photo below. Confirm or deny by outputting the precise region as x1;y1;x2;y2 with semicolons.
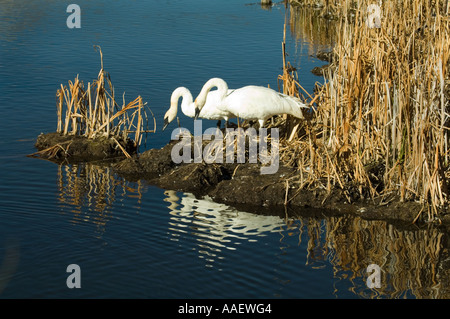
55;46;155;153
282;0;449;221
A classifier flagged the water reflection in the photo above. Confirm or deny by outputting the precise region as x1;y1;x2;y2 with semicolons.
290;215;450;298
52;162;450;298
164;189;450;298
287;5;338;71
288;5;338;48
164;191;286;268
56;162;146;235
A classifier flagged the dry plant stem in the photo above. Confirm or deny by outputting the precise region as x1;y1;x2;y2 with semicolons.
28;141;73;159
112;137;131;159
53;46;154;154
282;0;449;221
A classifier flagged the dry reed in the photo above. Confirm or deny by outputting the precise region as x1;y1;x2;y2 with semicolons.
55;46;155;154
280;0;449;221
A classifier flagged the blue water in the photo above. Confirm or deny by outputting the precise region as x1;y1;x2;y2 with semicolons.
0;0;446;299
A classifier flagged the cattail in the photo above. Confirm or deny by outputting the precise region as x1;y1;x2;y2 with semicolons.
54;46;155;157
281;0;449;221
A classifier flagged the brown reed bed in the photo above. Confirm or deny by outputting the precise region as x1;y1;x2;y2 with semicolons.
279;0;450;222
30;46;155;161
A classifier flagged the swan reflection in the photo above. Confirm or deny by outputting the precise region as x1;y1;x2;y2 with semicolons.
164;191;285;265
163;190;450;297
55;164;450;298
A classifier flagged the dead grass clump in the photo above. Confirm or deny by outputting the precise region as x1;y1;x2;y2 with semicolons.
32;46;155;161
281;0;449;222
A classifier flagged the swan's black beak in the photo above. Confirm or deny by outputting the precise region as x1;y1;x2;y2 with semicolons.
162;117;169;131
194;107;200;120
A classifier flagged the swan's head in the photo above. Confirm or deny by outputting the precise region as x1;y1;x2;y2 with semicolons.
193;97;205;120
163;86;191;130
162;103;177;131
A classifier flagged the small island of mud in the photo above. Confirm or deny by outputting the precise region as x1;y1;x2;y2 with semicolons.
33;127;446;228
31;132;137;162
111;138;449;228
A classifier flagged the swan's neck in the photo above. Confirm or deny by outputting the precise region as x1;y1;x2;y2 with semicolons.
172;87;194;115
284;96;306;118
196;78;229;108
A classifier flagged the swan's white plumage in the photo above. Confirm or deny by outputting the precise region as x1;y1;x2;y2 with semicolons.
194;78;308;127
163;86;235;130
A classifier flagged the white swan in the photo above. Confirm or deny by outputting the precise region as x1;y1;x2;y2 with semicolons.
194;78;308;128
162;86;236;131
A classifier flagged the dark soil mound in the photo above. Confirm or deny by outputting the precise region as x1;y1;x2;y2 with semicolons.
32;132;137;162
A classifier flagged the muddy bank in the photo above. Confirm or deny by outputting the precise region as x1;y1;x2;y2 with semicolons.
31;132;137;162
311;49;336;76
30;132;450;228
112;140;450;228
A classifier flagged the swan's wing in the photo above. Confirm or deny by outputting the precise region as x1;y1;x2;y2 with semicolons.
223;86;279;119
278;92;309;108
199;90;236;120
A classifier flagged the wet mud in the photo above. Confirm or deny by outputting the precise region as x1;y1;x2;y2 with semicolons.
311;49;335;76
32;132;137;163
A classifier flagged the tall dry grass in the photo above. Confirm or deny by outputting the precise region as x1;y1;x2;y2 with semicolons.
56;46;155;154
281;0;449;221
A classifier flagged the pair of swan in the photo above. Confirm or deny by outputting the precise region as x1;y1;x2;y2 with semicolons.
163;77;308;131
162;86;235;131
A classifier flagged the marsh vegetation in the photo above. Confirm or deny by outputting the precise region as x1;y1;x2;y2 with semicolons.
30;46;155;161
279;0;449;222
32;1;449;225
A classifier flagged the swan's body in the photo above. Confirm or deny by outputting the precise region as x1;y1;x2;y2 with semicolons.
194;78;308;128
163;86;236;131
